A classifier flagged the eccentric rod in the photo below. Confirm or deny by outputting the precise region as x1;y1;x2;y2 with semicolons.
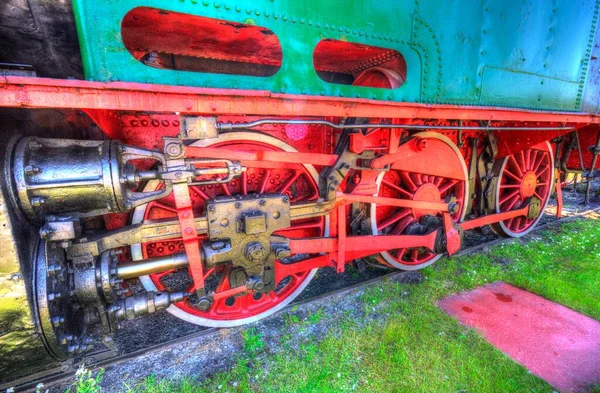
218;119;573;132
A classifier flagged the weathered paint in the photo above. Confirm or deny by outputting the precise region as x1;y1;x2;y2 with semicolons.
0;186;58;383
72;0;599;111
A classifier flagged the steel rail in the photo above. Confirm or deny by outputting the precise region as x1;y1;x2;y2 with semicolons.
4;205;599;393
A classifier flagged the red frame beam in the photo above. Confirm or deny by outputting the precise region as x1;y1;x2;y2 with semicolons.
2;76;600;123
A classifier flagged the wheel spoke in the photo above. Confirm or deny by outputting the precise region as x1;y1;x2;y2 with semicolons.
393;248;407;259
509;155;524;177
503;194;522;211
279;171;301;194
215;265;232;292
499;190;519;204
220;183;231;196
536;165;550;178
439;179;459;194
258;169;271;194
151;201;177;213
518;150;526;169
532;151;543;173
410;249;419;261
241;171;248;195
190;185;209;200
503;169;521;182
400;171;418;192
389;215;414;235
377;209;411;231
382;179;413;198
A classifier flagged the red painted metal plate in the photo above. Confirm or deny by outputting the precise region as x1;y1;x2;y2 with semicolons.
439;282;600;393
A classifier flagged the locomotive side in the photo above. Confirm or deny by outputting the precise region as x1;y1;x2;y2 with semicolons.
1;0;600;386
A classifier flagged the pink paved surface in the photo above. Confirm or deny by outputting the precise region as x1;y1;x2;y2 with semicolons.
439;282;600;393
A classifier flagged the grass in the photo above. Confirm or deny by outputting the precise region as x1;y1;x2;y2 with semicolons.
67;218;600;393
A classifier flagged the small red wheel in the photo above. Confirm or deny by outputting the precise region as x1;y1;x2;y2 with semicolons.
130;132;326;327
370;133;468;270
491;142;554;237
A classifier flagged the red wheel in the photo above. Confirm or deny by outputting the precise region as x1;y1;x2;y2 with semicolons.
130;132;326;327
370;133;468;270
492;142;554;237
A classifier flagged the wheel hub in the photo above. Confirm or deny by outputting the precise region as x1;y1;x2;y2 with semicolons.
520;171;537;198
411;183;442;219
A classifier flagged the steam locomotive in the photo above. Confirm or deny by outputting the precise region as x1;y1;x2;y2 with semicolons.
1;0;599;385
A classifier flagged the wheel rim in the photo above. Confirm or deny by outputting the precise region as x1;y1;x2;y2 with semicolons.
494;142;554;237
131;132;326;327
370;133;468;270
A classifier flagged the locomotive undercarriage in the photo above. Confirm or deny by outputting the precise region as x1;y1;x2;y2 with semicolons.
1;107;561;373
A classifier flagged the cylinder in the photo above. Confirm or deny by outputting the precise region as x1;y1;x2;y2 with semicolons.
8;137;123;221
117;252;189;279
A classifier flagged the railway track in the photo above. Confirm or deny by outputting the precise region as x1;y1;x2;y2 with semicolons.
4;205;599;393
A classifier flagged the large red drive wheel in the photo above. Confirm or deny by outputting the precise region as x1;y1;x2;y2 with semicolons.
130;132;326;327
370;133;468;270
491;142;554;237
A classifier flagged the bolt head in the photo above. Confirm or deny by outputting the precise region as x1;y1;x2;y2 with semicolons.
197;296;211;311
245;242;265;262
245;275;264;291
275;247;291;259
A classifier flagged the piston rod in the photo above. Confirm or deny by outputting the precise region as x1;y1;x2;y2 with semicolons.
117;253;188;280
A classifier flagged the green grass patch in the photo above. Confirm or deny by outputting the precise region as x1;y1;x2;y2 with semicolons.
72;219;600;393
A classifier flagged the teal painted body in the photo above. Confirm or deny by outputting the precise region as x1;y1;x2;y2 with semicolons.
73;0;599;111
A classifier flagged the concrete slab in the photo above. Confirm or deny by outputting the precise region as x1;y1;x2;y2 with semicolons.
439;281;600;393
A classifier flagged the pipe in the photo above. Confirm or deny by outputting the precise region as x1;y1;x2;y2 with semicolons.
218;119;573;132
117;253;189;279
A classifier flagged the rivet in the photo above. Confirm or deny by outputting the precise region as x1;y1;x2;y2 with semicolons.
235;5;240;11
274;13;279;19
214;2;220;8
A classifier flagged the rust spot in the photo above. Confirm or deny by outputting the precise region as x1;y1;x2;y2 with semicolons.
494;292;513;303
462;306;474;313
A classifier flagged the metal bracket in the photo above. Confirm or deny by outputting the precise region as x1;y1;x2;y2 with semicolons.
204;193;290;277
180;116;218;140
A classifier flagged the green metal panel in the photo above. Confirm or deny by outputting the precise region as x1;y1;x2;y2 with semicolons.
72;0;599;111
